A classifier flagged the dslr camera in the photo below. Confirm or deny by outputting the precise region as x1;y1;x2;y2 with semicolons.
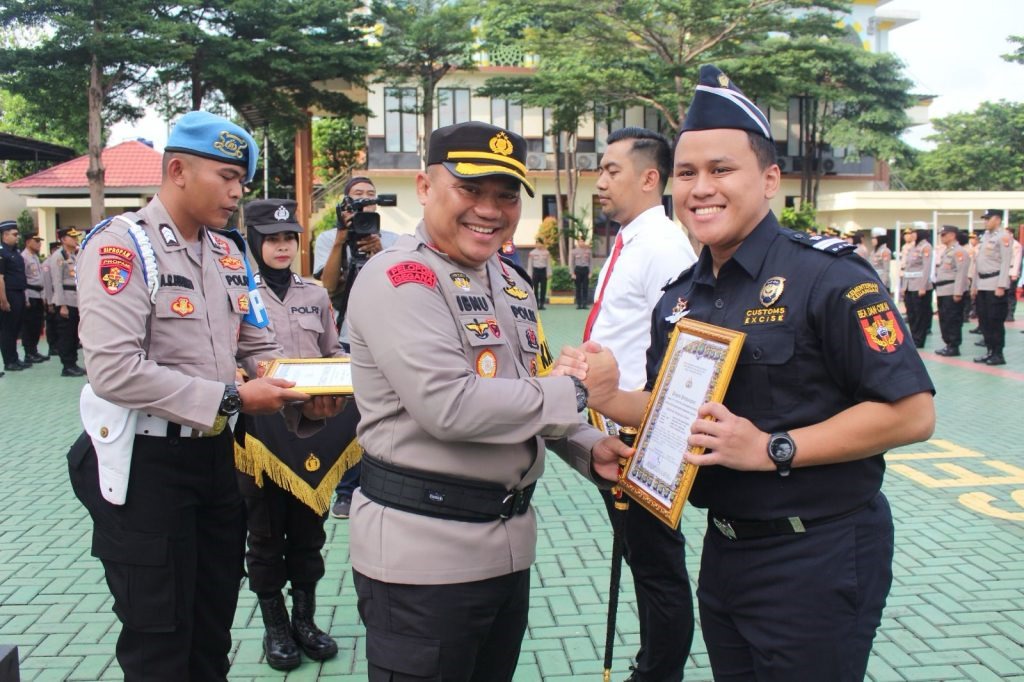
336;193;398;269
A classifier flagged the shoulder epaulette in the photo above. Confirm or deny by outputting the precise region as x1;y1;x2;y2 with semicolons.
79;214;160;303
499;255;533;287
788;231;856;256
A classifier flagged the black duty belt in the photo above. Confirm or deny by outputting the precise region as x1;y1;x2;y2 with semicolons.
978;272;998;279
63;285;77;291
710;499;873;541
26;284;43;292
360;455;535;523
934;279;954;287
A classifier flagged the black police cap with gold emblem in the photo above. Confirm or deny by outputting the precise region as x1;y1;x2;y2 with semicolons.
244;199;304;235
427;122;535;197
980;208;1002;219
682;65;772;141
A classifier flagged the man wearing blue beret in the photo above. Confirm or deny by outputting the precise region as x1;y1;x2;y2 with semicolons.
69;111;343;681
569;65;937;680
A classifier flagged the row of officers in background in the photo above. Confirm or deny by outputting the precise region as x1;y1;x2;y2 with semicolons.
846;211;1021;365
0;222;87;378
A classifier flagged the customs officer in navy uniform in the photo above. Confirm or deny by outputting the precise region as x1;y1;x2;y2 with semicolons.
0;220;29;372
568;65;936;681
934;225;969;357
346;121;628;681
68;111;341;681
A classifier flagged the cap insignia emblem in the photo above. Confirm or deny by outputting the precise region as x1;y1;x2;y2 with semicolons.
489;131;514;157
273;205;290;221
213;131;247;159
718;73;730;87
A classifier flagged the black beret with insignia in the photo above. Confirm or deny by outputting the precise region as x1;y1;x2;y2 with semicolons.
682;64;772;141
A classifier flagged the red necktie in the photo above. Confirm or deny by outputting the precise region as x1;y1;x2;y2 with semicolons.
583;231;624;341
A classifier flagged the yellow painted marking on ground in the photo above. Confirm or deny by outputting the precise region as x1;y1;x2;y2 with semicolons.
887;439;984;461
958;490;1024;521
889;460;1024;488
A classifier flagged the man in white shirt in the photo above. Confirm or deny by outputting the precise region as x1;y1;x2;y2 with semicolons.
588;126;698;682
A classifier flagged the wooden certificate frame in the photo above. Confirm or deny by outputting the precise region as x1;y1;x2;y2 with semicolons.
263;358;354;395
619;319;745;529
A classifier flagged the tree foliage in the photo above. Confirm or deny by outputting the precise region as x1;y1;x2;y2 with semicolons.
313;117;366;181
899;101;1024;191
371;0;478;158
1003;34;1024;65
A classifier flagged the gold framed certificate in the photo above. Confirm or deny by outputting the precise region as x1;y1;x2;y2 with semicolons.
620;319;745;529
264;358;354;395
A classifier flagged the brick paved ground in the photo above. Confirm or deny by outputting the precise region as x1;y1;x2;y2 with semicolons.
1;301;1022;681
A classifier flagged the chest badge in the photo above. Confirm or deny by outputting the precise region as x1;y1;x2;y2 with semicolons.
171;296;195;317
665;296;689;323
219;256;244;271
476;349;497;378
759;277;786;307
450;272;471;291
502;275;530;301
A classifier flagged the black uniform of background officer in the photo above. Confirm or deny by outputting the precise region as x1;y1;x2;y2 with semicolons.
566;65;936;681
0;220;29;372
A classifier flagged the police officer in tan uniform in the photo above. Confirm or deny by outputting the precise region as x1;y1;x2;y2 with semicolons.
972;209;1013;364
571;238;592;308
527;238;551;308
869;227;892;291
20;233;49;363
67;111;342;682
934;225;970;357
900;227;933;348
47;226;85;375
346;121;626;682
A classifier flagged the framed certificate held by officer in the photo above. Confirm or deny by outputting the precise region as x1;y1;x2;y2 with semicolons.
264;358;354;395
620;319;745;529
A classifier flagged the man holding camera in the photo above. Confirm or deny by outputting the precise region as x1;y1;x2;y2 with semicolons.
312;176;398;518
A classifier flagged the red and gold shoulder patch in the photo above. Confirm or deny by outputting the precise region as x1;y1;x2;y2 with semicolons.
171;296;195;317
98;245;134;295
387;261;437;289
856;301;904;353
219;256;244;271
955;251;965;262
476;349;497;377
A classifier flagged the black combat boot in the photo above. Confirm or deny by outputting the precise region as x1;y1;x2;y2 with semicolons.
985;352;1006;366
258;592;301;670
290;585;338;661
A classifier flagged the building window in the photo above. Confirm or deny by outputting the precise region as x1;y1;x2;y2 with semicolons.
543;107;554;153
385;87;417;153
437;88;470;128
491;98;523;134
594;105;625;152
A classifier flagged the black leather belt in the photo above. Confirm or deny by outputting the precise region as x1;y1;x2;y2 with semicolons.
360;455;535;523
710;500;873;541
978;272;998;279
934;279;953;287
63;285;76;290
26;284;43;292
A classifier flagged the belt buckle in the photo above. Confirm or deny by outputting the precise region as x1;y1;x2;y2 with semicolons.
195;415;228;438
713;517;737;540
500;488;528;519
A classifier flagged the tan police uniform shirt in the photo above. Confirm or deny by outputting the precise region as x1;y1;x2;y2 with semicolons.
527;246;550;275
571;246;592;268
21;249;44;301
78;196;282;432
870;244;891;288
258;273;344;360
901;240;933;292
934;243;969;297
347;223;604;585
48;248;78;307
973;228;1013;292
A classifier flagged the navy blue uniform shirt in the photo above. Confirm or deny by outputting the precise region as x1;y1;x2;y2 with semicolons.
645;212;934;520
0;243;27;291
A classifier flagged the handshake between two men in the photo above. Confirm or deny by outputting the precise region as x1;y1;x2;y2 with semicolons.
552;342;781;475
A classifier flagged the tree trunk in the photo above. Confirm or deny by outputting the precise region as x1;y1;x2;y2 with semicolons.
87;52;106;228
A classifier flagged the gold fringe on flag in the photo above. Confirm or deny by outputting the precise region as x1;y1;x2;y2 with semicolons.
234;435;363;515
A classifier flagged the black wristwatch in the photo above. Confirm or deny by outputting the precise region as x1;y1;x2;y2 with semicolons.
570;376;589;413
218;384;242;416
767;432;796;477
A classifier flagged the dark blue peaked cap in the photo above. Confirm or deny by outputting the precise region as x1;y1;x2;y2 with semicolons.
682;65;773;141
165;111;259;184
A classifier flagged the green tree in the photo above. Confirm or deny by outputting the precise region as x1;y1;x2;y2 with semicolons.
313;117;366;181
371;0;478;159
779;202;818;232
1003;34;1024;65
899;101;1024;191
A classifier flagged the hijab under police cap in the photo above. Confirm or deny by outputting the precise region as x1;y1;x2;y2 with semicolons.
682;65;773;142
165;111;259;184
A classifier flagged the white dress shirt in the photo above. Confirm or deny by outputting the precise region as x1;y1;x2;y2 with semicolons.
590;205;697;390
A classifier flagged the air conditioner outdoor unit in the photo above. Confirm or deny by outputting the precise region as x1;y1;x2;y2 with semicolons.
575;152;598;170
777;156;789;173
822;158;836;172
526;152;547;170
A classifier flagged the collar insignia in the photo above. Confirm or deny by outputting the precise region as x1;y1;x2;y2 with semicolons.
159;224;179;247
759;276;785;307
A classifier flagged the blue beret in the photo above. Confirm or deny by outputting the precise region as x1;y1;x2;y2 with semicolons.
682;65;772;141
165;111;259;183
